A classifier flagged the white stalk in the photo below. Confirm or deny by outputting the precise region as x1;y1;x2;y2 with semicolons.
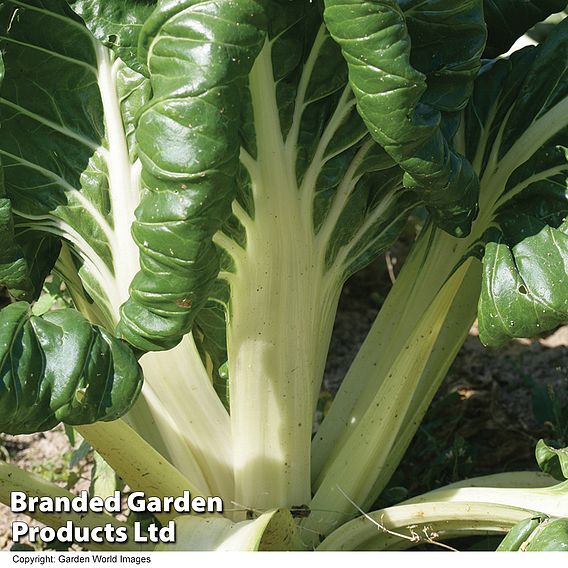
94;44;141;310
317;501;537;551
405;481;568;516
480;95;568;215
285;25;327;159
312;225;472;483
306;260;474;538
228;41;343;511
137;335;235;504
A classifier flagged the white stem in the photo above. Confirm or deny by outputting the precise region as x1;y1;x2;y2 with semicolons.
285;25;327;159
315;138;375;248
95;45;141;310
405;481;568;518
317;501;537;551
480;95;568;215
138;334;235;504
307;260;473;537
229;42;342;511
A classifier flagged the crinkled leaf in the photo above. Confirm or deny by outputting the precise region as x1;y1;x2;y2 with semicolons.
497;516;547;551
536;440;568;481
116;0;266;351
0;0;150;327
0;53;36;301
323;0;485;237
471;21;568;346
0;302;143;435
479;223;568;346
68;0;156;75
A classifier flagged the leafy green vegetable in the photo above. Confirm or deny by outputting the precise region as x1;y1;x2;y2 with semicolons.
0;0;144;328
536;440;568;481
0;302;142;434
323;0;485;237
0;0;567;552
498;515;568;551
472;20;568;345
115;0;267;351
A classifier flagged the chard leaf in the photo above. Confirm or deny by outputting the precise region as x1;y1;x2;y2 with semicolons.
497;516;547;551
0;52;33;301
0;51;61;302
323;0;485;237
0;0;148;328
0;197;35;300
536;440;568;481
116;0;267;351
0;302;143;435
469;20;568;346
522;518;568;551
483;0;567;57
499;515;568;552
229;0;417;285
68;0;156;75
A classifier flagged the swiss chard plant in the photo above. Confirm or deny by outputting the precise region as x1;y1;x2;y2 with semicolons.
0;0;568;552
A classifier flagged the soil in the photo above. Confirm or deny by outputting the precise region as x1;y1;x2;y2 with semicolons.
1;253;567;550
0;427;87;550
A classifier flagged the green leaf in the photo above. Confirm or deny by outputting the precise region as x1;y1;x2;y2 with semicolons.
0;198;35;301
68;0;156;75
501;515;568;551
497;516;547;551
483;0;568;57
536;440;568;481
0;0;152;328
116;0;266;351
0;46;46;301
323;0;485;237
0;302;143;435
193;293;230;410
479;222;568;346
471;21;568;346
524;518;568;551
17;232;62;301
